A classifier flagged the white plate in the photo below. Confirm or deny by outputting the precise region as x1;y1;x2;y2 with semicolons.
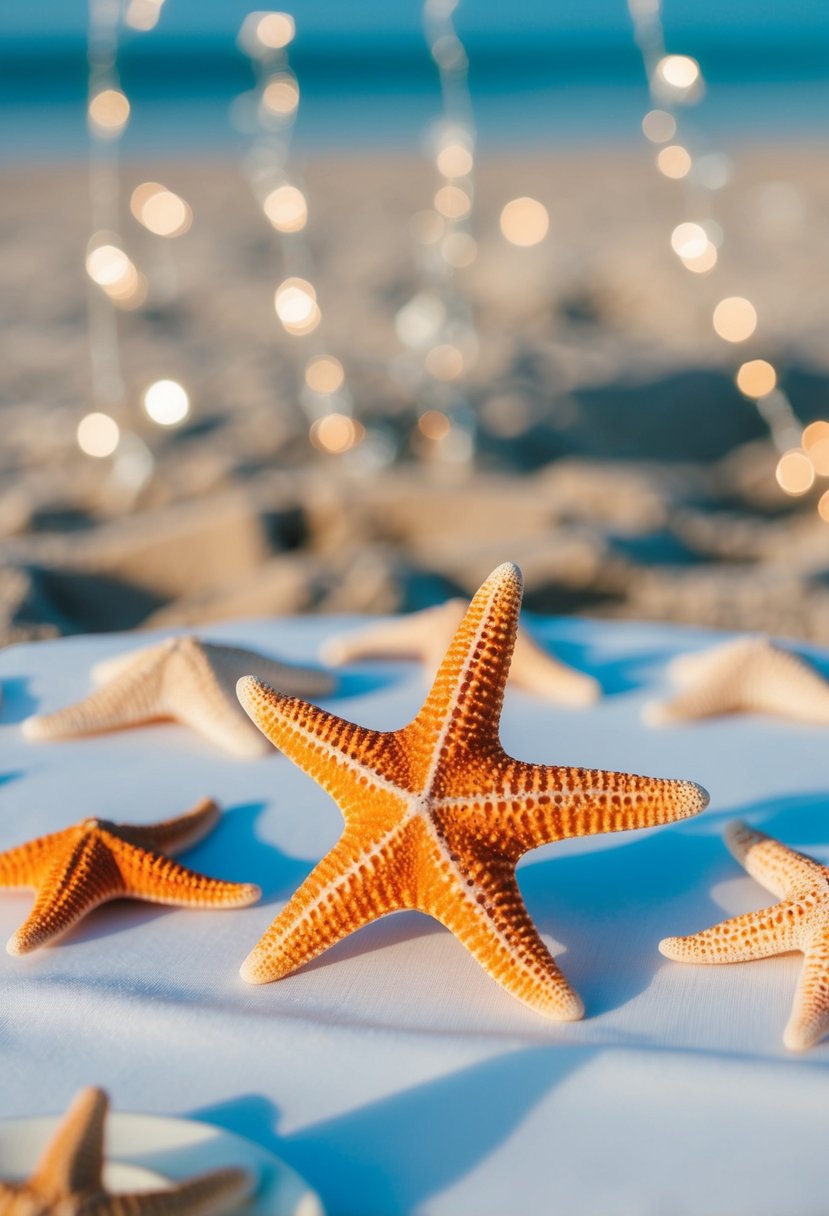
0;1111;324;1216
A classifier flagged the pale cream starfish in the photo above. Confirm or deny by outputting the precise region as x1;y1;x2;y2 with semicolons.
644;635;829;727
0;798;260;954
322;598;600;706
237;562;707;1020
22;637;335;758
0;1086;252;1214
660;821;829;1051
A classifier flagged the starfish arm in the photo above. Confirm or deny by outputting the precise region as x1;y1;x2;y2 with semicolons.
90;1169;253;1215
237;676;415;808
8;834;125;955
22;647;168;741
404;563;523;787
0;832;61;889
725;820;826;900
659;902;802;964
445;764;708;857
420;853;583;1020
108;839;260;910
159;640;271;759
321;601;464;668
510;630;600;706
112;799;220;857
28;1086;107;1197
240;828;410;984
784;930;829;1051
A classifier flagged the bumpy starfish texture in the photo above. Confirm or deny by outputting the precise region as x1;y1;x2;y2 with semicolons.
237;562;707;1020
644;635;829;727
322;599;600;706
0;1086;252;1214
22;637;335;758
660;821;829;1051
0;798;259;954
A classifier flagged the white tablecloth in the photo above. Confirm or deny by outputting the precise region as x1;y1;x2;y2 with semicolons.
1;614;828;1215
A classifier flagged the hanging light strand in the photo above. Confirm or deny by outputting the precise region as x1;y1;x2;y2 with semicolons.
237;11;360;457
398;0;479;470
628;0;822;508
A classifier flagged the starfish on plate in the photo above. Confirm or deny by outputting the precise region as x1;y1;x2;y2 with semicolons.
644;636;829;727
322;599;600;706
237;562;708;1020
660;821;829;1051
0;1086;252;1214
0;798;260;954
22;637;335;759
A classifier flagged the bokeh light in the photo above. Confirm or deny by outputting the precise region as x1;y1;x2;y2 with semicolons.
712;297;758;343
775;449;815;495
88;89;130;137
395;294;445;348
256;11;295;48
124;0;164;31
818;491;829;523
263;184;307;232
275;278;317;328
657;55;701;90
417;410;451;440
802;422;829;476
680;245;717;273
499;196;549;247
434;185;471;219
736;359;777;399
85;241;146;307
310;413;361;454
143;379;190;427
641;109;676;143
77;412;120;458
670;222;708;259
305;355;345;394
425;343;464;381
436;143;474;178
262;75;299;116
130;183;192;238
656;145;692;179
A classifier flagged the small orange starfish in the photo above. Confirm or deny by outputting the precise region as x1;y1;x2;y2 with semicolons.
660;821;829;1051
237;562;708;1020
0;1086;252;1214
0;798;260;954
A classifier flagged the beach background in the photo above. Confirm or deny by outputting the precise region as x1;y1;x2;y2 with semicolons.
3;0;829;647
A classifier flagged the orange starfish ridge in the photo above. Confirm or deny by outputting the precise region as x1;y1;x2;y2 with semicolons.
0;1086;252;1214
237;562;708;1020
0;798;260;955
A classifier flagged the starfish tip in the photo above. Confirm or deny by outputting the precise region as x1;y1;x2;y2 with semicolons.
657;936;681;959
641;700;671;728
686;781;710;815
20;716;47;741
6;935;27;957
239;952;266;984
783;1023;819;1052
319;638;348;667
490;560;522;587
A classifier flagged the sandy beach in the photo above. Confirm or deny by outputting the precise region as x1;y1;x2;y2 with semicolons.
3;147;829;645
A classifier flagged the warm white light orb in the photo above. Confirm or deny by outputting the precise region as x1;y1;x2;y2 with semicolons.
736;360;777;399
656;145;692;179
712;297;757;343
499;196;549;247
263;184;307;232
88;89;130;136
143;379;190;427
657;54;701;90
670;222;708;259
641;109;676;143
77;412;120;458
305;355;345;394
775;450;814;496
275;278;317;327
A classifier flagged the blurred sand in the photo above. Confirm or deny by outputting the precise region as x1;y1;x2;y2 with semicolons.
3;148;829;645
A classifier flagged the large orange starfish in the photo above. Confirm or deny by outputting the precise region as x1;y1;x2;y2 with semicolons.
0;798;260;954
0;1086;252;1214
237;562;708;1020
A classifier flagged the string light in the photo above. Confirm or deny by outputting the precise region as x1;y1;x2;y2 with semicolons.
394;0;479;469
130;182;192;237
629;0;810;510
238;10;360;459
